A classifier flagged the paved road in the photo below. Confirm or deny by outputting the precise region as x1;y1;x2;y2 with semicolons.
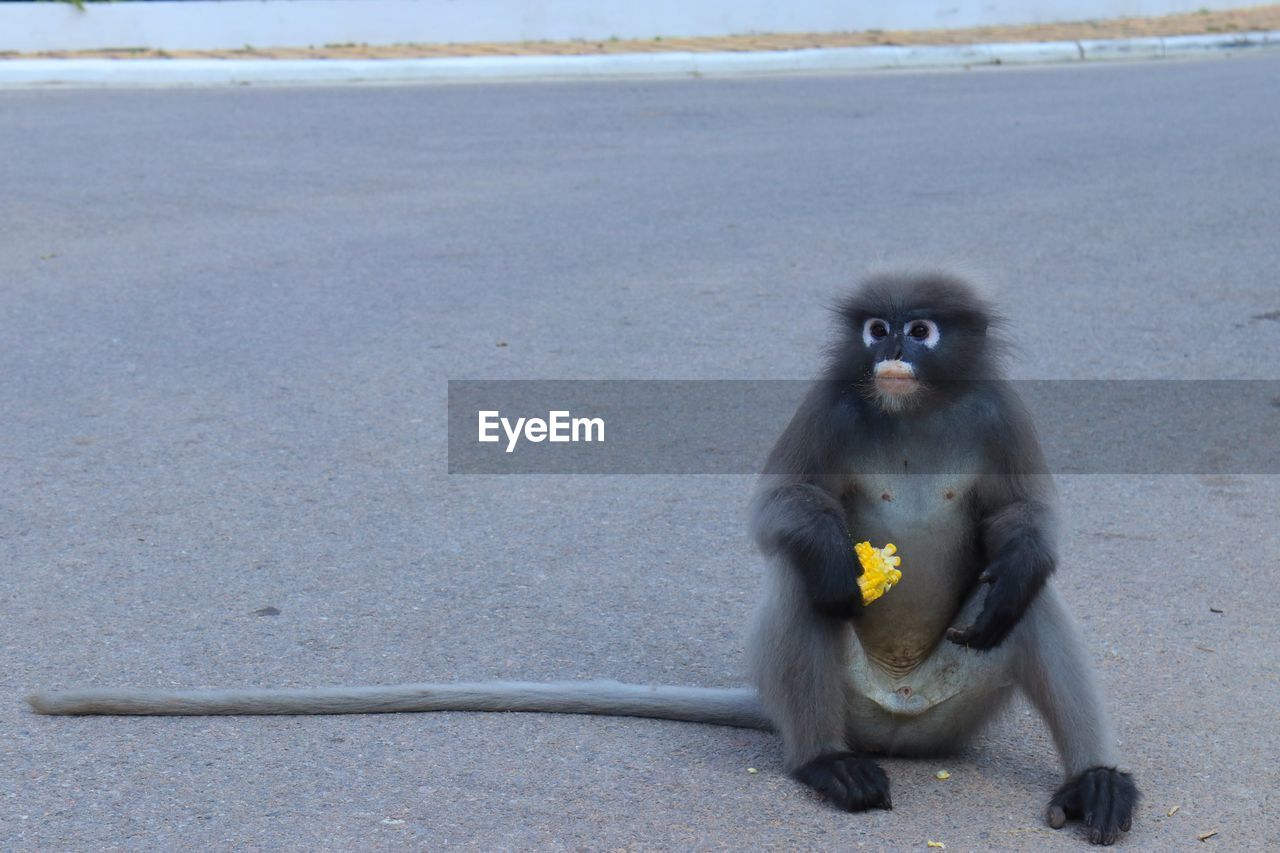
3;55;1278;850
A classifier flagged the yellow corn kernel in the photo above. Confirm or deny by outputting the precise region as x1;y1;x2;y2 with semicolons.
854;541;903;604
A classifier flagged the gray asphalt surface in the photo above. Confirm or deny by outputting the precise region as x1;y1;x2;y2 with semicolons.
3;55;1279;850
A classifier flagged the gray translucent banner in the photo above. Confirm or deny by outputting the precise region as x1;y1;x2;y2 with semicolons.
447;380;1280;475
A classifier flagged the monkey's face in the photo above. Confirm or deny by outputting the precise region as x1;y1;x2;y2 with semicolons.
833;273;998;414
861;316;938;411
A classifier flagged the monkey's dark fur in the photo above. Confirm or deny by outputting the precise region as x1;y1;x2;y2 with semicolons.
29;272;1137;845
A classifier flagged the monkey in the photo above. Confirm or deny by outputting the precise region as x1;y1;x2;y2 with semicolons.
27;272;1136;845
745;272;1136;844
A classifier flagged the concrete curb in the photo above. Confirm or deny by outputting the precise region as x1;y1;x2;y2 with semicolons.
1;30;1276;88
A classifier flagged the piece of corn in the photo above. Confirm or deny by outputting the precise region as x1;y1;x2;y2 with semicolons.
854;541;903;605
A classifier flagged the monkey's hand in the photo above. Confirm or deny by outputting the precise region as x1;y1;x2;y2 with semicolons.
797;529;866;620
946;557;1043;650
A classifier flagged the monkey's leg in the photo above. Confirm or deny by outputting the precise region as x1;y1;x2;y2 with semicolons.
748;568;891;812
1013;584;1137;845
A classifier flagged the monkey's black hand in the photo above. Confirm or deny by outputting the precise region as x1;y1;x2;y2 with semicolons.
790;530;864;620
947;557;1044;650
1047;766;1138;846
793;752;892;812
946;578;1021;650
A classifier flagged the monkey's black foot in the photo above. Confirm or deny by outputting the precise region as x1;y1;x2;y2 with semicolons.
793;752;892;812
1047;766;1138;846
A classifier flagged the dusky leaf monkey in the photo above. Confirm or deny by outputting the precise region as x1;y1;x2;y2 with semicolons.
29;272;1137;845
747;272;1135;844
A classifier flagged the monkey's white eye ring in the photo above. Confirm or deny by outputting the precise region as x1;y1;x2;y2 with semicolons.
862;318;891;347
904;319;940;349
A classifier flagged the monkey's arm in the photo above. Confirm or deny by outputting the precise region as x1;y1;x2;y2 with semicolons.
948;388;1058;650
751;481;864;620
946;497;1056;650
750;385;868;620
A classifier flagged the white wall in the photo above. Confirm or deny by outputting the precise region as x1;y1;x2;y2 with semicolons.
0;0;1261;53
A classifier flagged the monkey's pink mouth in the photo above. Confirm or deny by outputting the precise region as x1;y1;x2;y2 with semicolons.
873;361;919;396
875;376;919;396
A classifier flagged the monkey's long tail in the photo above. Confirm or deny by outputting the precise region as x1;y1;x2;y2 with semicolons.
27;680;773;729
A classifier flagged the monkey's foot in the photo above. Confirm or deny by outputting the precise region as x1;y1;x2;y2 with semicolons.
793;752;892;812
1047;766;1137;846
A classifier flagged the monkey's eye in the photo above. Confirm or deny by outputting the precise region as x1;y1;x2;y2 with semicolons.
862;318;890;346
904;319;940;348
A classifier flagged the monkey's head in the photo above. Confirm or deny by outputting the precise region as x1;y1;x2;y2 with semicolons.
829;272;1002;413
